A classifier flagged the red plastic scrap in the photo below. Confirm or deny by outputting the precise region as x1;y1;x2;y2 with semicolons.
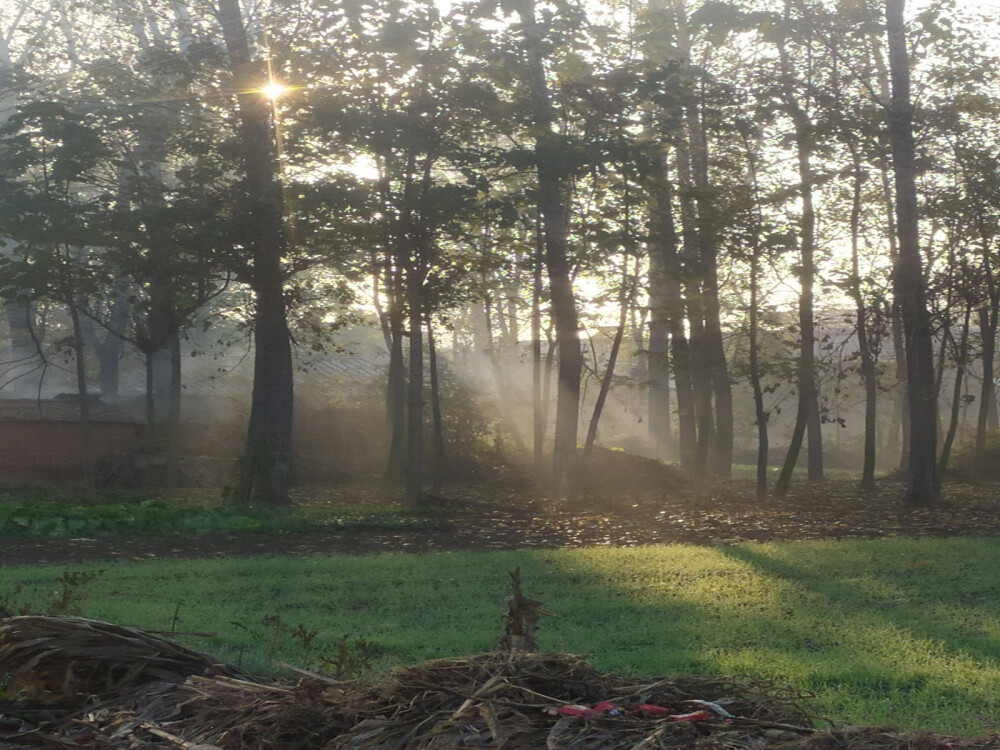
553;701;618;718
553;705;596;717
667;709;713;722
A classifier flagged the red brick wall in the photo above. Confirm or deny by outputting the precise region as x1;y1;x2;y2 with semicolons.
0;422;144;481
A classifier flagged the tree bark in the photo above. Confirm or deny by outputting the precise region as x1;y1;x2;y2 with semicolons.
583;259;632;463
69;303;94;486
517;0;582;499
383;260;407;487
871;33;911;473
646;257;672;459
749;252;769;499
94;288;128;398
740;132;770;499
848;148;878;490
674;130;712;480
647;158;691;463
880;162;910;470
673;6;730;481
531;212;546;482
975;305;997;472
774;4;823;497
219;0;294;505
427;320;444;496
938;303;971;478
886;0;938;502
406;269;424;504
973;211;999;471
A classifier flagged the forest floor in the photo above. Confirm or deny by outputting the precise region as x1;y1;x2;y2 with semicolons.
4;449;1000;567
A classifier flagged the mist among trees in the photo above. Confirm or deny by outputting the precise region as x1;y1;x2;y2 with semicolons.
0;0;997;505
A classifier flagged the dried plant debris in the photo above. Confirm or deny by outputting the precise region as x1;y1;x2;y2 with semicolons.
0;616;254;704
498;567;556;652
0;616;995;750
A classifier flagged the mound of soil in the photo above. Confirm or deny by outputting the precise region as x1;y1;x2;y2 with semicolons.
579;447;689;496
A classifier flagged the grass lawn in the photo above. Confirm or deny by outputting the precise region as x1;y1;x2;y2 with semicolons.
3;537;1000;735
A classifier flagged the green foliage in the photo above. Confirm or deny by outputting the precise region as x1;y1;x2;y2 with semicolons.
429;357;492;459
0;569;102;618
0;496;435;540
946;431;1000;480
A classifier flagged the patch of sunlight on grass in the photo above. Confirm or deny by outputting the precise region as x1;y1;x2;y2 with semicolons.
552;540;1000;734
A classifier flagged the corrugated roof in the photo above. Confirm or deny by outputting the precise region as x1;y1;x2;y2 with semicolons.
293;352;386;380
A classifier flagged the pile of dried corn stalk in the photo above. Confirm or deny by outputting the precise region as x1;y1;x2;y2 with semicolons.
0;615;992;750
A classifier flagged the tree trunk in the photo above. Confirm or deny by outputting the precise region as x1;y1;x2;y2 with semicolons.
646;158;681;462
674;90;712;479
531;212;546;482
649;162;695;468
741;133;769;499
938;303;971;478
975;305;997;472
384;311;407;486
518;0;581;499
5;303;40;390
427;320;444;496
406;270;424;504
68;303;93;486
647;259;672;460
144;279;175;429
219;0;294;505
482;278;528;455
774;7;823;496
94;289;128;398
886;0;937;502
545;182;583;500
132;90;184;471
871;32;911;474
674;128;712;481
875;164;910;470
675;3;732;479
691;114;733;478
848;148;879;489
0;31;38;390
383;258;407;487
583;260;632;462
973;221;999;471
798;134;823;484
749;252;769;499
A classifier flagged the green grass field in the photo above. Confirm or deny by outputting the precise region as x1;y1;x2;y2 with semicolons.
3;537;1000;735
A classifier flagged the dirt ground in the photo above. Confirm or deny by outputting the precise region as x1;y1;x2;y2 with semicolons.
3;472;1000;567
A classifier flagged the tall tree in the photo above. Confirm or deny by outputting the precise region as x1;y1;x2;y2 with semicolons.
640;0;694;465
673;0;734;480
515;0;583;499
772;0;824;496
886;0;937;502
218;0;295;505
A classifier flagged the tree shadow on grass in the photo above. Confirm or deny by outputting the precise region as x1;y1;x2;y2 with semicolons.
535;541;1000;731
715;539;1000;668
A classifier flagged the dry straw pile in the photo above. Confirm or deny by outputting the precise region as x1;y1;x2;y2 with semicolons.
0;615;994;750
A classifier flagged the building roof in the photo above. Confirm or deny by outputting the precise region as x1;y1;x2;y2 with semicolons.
0;397;143;424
